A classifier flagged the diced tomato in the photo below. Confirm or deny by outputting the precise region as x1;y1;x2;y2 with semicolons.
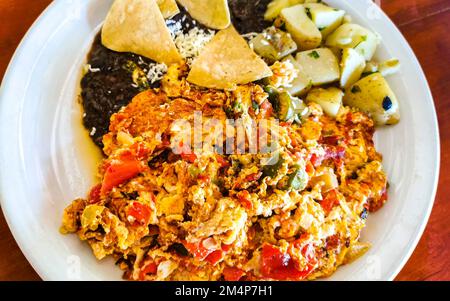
325;234;340;250
320;189;340;215
130;142;150;160
178;142;197;163
280;121;292;127
260;100;273;118
245;172;262;182
197;174;211;184
310;153;322;167
88;184;102;204
216;155;230;168
261;244;312;280
369;187;388;212
305;161;315;175
223;267;245;281
236;190;253;210
204;250;224;265
288;238;318;276
183;240;214;260
221;243;233;252
181;152;197;163
101;156;142;195
310;146;346;168
127;202;152;226
346;112;354;123
328;146;346;160
139;261;158;280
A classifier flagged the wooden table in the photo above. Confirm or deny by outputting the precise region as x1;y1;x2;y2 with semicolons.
0;0;448;281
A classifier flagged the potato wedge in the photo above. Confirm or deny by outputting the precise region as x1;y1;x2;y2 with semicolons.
306;87;343;118
280;4;322;50
379;58;400;77
176;0;230;29
250;27;297;63
326;23;380;61
340;48;366;89
296;48;340;86
264;0;305;21
303;3;345;38
344;73;400;125
282;55;312;96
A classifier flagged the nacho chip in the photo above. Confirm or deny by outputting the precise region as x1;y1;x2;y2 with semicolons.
177;0;231;29
102;0;182;65
187;26;273;90
157;0;180;19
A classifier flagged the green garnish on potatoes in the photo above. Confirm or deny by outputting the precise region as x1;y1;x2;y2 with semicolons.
344;73;400;125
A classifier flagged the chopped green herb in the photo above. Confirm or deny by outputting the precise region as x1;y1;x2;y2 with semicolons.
308;51;320;59
251;101;259;112
233;102;243;111
305;7;312;20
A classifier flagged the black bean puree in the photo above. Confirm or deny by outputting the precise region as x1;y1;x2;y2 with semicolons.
81;0;271;148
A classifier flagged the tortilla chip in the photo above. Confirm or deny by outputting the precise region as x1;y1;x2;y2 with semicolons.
157;0;180;19
102;0;182;65
187;26;273;90
177;0;231;29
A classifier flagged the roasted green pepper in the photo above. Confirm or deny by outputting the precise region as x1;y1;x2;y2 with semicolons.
263;153;284;178
286;165;308;190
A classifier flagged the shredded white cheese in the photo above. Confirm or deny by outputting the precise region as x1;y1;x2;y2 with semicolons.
173;27;215;65
90;127;97;136
146;62;168;84
84;64;101;73
241;32;259;40
166;19;183;37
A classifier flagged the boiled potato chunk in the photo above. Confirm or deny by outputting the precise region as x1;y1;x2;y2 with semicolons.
264;0;305;21
362;59;400;77
280;5;322;50
296;48;340;86
306;87;343;118
251;27;297;63
340;48;366;89
326;23;380;61
282;55;312;96
344;72;400;125
303;3;345;38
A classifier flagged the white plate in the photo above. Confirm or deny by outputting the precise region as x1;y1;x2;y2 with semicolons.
0;0;440;281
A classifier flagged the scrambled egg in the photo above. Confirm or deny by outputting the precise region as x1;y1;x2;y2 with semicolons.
61;64;388;281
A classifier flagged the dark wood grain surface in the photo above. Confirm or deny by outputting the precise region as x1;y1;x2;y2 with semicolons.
0;0;448;281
